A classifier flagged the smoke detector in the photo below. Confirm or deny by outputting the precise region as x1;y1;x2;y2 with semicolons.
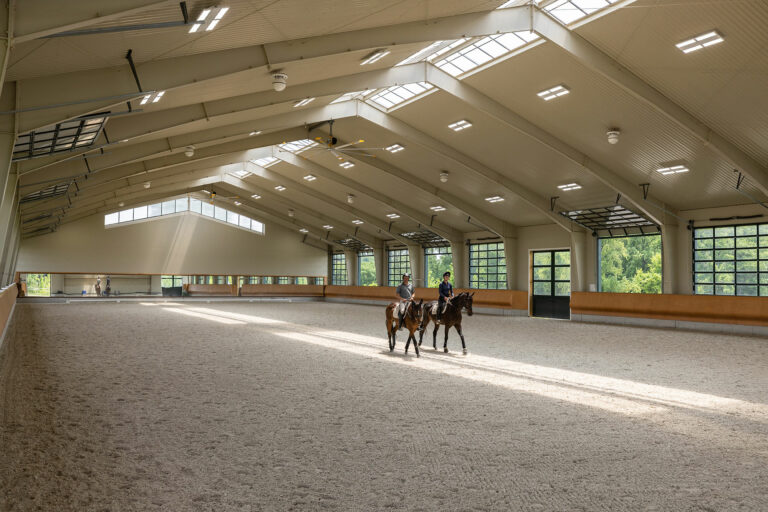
439;171;449;183
184;145;195;157
347;194;355;204
288;209;295;217
143;181;151;189
118;202;124;207
272;72;288;92
607;129;620;145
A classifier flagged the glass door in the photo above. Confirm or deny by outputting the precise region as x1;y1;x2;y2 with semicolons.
531;250;571;319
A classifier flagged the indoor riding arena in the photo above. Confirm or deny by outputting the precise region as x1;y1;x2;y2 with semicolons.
1;1;767;511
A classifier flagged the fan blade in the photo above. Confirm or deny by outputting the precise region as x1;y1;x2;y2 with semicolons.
330;149;343;160
334;138;365;150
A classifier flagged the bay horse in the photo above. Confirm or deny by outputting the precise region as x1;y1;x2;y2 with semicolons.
418;292;474;354
385;299;424;357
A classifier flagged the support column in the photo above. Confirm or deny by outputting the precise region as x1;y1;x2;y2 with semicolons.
373;246;386;286
502;236;517;290
327;247;334;284
449;239;467;289
406;244;423;288
662;224;679;294
570;230;587;292
0;84;17;281
344;250;358;286
3;211;19;286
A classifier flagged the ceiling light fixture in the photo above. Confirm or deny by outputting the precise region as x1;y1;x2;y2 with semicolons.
339;161;355;169
323;224;334;230
676;30;724;53
249;130;261;136
184;145;195;157
485;195;504;203
143;182;151;189
352;219;364;225
272;72;288;91
303;174;317;181
299;228;309;233
448;119;472;131
439;171;449;183
347;194;355;204
537;84;570;101
234;201;242;206
385;143;405;153
657;164;690;175
293;97;315;107
139;91;165;105
189;6;229;33
607;129;620;145
251;194;261;199
288;209;295;217
386;213;400;219
361;49;391;65
557;183;582;191
274;185;286;191
430;205;446;212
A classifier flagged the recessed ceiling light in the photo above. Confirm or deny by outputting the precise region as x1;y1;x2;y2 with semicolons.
676;30;724;53
339;161;355;169
448;119;472;131
656;164;690;175
299;228;308;233
323;224;334;230
386;213;400;219
352;219;364;225
189;6;229;33
303;174;317;181
274;185;286;191
385;143;405;153
249;131;261;136
537;85;570;101
430;205;446;212
293;98;315;107
485;195;504;203
234;201;242;205
251;194;261;199
140;91;165;105
361;49;391;65
557;183;582;191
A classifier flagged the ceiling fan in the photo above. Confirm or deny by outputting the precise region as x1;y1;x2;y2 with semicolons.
304;119;384;160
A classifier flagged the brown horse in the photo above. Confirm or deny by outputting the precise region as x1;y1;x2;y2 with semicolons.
385;299;424;357
418;292;474;354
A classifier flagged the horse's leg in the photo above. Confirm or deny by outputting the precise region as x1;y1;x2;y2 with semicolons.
455;323;467;355
404;332;411;354
432;322;439;351
444;323;450;353
412;331;420;358
418;317;428;346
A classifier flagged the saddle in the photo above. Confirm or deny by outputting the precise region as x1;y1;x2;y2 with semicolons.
429;302;448;316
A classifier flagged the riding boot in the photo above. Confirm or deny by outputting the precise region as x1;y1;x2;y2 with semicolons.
398;312;405;330
436;303;443;322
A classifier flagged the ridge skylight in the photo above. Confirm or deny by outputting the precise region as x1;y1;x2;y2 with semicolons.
538;0;623;26
278;139;318;154
251;156;278;167
367;82;433;110
432;32;538;77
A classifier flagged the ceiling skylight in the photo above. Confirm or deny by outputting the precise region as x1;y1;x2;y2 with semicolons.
251;194;261;199
538;85;570;101
303;174;317;181
432;32;538;77
231;169;251;178
189;6;229;33
676;30;724;53
430;205;446;212
339;161;354;169
13;113;107;161
361;49;391;65
385;144;405;153
251;156;278;167
448;119;472;131
140;91;165;105
485;195;505;203
367;82;433;110
293;98;315;107
557;183;582;191
656;164;689;175
323;225;334;230
299;228;308;233
542;0;622;25
386;213;400;219
278;139;318;154
234;201;242;206
274;185;286;191
331;91;368;104
352;219;364;225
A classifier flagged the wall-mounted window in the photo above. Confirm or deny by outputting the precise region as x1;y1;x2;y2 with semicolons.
425;246;453;288
25;273;50;297
332;252;347;285
469;242;506;289
295;277;308;285
277;277;290;284
387;248;410;286
358;251;376;286
315;277;325;285
262;276;273;285
599;234;662;294
161;275;182;288
105;196;265;235
694;224;768;296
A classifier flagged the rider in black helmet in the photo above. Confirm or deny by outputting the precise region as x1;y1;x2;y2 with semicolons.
437;271;454;322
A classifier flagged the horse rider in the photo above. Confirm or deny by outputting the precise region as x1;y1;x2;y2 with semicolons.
437;271;454;322
395;273;415;330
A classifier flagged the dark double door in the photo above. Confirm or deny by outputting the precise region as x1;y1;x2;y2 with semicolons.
531;250;571;319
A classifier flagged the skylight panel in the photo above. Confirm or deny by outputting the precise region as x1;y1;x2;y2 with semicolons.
396;41;445;66
303;174;317;181
331;90;367;104
557;183;582;191
448;119;472;131
361;49;390;65
339;161;354;169
676;30;724;53
352;219;364;225
323;225;334;230
538;84;570;101
231;169;251;178
433;33;538;77
13;113;108;161
299;228;309;233
293;98;315;107
274;185;286;191
656;164;689;175
386;213;400;219
430;205;446;212
385;144;405;153
544;0;621;25
251;194;261;199
367;82;433;109
251;156;278;167
189;6;229;33
140;91;165;105
278;139;318;154
485;195;505;203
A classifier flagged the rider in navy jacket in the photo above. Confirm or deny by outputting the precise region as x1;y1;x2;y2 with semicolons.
437;271;454;321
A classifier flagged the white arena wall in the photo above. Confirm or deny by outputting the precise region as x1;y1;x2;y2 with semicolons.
16;212;327;276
